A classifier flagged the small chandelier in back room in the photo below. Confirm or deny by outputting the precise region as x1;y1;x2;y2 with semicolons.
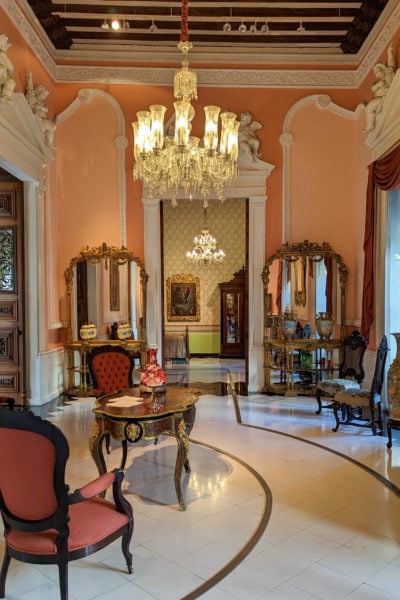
132;0;240;209
186;207;225;265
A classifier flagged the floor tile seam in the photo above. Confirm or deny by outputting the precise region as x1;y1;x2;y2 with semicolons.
179;437;273;600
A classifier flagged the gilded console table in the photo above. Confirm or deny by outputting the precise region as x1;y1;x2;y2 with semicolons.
65;339;146;396
263;338;343;396
89;386;199;511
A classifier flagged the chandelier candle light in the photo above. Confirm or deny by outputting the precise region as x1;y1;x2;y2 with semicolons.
132;0;240;208
186;208;225;265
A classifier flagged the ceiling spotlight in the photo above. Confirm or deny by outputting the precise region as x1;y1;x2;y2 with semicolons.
223;20;231;32
101;19;109;30
249;23;257;34
111;19;121;30
297;20;305;33
238;20;247;33
260;20;269;34
149;19;158;33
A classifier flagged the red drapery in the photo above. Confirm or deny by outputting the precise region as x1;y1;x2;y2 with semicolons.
361;144;400;342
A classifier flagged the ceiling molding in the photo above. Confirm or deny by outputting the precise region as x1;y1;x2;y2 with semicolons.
5;0;399;88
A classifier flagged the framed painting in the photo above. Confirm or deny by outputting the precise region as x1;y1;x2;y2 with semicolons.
167;273;200;321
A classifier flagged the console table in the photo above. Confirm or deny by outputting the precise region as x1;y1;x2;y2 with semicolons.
89;386;199;511
263;338;343;396
64;339;146;396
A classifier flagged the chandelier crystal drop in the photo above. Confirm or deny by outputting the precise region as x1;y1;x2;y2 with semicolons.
186;208;225;265
132;0;240;209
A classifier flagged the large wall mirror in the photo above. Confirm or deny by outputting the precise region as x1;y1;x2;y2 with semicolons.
64;243;148;345
262;240;348;339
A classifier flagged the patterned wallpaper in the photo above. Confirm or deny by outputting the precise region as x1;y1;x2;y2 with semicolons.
163;198;246;330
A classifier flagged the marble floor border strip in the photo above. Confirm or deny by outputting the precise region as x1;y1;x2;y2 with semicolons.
181;438;273;600
235;401;400;499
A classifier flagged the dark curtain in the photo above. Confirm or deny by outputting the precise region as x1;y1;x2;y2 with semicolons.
361;144;400;342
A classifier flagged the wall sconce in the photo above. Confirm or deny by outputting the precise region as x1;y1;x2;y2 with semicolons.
111;19;121;30
149;20;158;33
260;20;269;34
223;19;231;32
101;19;109;30
238;20;247;33
249;22;257;34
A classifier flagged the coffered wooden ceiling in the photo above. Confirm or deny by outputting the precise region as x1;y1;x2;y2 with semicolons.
23;0;391;64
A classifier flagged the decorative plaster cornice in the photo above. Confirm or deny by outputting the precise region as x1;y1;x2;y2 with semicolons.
54;64;359;89
356;2;400;85
3;0;56;80
4;0;399;88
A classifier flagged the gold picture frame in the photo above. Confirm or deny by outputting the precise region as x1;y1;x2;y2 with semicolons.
166;273;200;321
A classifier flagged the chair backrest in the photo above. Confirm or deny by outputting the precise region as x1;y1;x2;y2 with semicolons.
370;334;389;396
338;330;367;383
0;409;69;533
88;344;135;396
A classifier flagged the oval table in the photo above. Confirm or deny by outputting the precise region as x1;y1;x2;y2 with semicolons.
89;386;199;510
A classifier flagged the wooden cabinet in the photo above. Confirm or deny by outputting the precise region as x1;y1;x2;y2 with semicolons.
263;338;343;396
219;267;247;358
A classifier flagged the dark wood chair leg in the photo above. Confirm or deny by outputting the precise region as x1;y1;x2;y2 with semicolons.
0;551;11;598
332;401;340;432
58;561;68;600
315;390;323;414
387;422;392;448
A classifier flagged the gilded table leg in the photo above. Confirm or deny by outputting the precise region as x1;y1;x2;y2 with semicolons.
174;418;190;511
89;416;108;476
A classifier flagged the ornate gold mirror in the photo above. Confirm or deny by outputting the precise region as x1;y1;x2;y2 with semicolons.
64;243;148;345
262;240;348;339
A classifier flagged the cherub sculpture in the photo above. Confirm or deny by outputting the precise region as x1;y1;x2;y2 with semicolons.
0;32;15;104
25;71;56;146
363;43;396;132
238;111;262;160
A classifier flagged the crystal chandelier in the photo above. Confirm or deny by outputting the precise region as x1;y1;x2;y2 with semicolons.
186;208;225;265
132;0;240;208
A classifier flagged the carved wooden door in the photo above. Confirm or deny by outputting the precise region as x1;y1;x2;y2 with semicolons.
0;181;25;402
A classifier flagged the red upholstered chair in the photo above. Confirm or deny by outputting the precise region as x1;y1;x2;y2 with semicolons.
87;345;136;467
87;344;135;397
0;409;133;600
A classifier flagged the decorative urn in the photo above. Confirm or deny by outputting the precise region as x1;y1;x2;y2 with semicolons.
116;323;132;341
79;323;97;341
282;311;297;340
315;312;334;339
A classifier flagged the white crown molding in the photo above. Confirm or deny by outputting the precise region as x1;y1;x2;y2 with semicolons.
5;0;399;88
54;64;359;88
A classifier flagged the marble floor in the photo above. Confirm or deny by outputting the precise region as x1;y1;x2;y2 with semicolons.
2;358;400;599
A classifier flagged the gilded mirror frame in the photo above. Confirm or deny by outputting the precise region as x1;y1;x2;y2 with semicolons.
262;240;348;338
64;242;148;344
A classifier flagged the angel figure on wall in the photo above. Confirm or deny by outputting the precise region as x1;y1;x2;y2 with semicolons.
238;111;262;160
0;32;15;105
25;71;56;146
363;43;396;132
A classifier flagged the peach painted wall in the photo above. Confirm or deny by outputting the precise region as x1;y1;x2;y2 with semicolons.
288;101;372;324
